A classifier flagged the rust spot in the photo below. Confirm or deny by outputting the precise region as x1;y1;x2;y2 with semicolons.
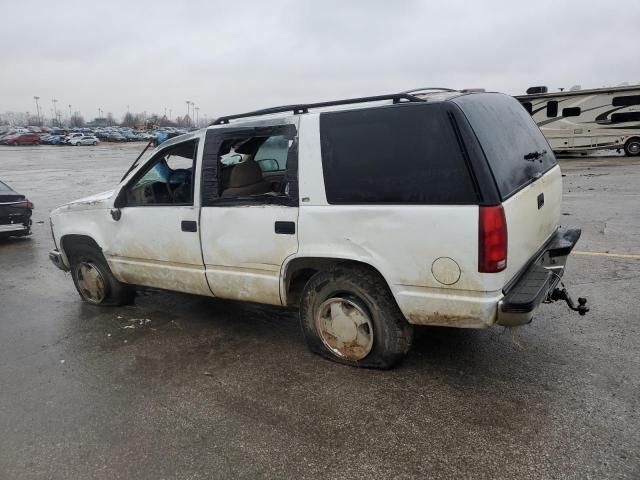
408;311;492;328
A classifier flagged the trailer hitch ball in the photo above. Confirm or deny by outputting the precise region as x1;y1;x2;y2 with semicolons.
577;297;589;316
550;287;589;316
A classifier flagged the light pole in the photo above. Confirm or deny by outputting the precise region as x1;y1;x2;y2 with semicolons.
185;100;190;125
33;96;41;126
195;106;200;126
68;104;72;125
52;99;58;126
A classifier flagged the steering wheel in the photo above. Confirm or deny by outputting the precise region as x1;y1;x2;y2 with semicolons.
166;169;192;202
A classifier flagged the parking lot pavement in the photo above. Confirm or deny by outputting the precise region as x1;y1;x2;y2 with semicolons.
0;144;638;479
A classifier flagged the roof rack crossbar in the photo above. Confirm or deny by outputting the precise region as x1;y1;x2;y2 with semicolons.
402;87;457;94
210;92;426;125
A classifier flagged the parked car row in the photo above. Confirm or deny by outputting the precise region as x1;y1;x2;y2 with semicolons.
0;126;191;146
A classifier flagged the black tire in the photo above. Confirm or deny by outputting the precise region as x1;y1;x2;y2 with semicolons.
68;244;135;306
624;137;640;156
300;265;413;369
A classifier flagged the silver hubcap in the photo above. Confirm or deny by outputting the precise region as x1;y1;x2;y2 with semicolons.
315;296;374;361
628;142;640;154
76;262;106;303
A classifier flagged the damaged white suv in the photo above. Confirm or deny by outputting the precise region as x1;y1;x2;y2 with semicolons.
49;89;588;368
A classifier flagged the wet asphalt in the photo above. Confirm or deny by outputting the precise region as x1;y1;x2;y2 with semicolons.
0;144;638;479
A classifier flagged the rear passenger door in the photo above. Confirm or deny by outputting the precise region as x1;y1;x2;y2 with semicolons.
199;120;300;305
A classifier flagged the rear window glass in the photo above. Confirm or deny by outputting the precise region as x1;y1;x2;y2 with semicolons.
319;103;477;204
453;93;557;200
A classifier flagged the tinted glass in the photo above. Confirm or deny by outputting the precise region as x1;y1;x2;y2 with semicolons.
612;95;640;107
453;93;557;200
546;101;558;117
562;107;581;117
521;102;533;114
320;103;477;204
611;112;640;123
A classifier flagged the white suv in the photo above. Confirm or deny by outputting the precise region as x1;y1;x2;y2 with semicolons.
49;90;588;368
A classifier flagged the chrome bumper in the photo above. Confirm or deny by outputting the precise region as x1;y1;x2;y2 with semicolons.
49;249;69;272
0;223;30;234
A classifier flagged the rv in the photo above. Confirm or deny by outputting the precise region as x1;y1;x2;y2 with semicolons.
515;84;640;156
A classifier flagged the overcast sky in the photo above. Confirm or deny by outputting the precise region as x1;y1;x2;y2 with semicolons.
1;0;639;122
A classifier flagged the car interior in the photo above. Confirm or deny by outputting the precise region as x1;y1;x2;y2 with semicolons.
218;135;291;199
125;140;196;205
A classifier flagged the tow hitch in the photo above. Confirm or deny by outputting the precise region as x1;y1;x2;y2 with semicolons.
549;284;589;316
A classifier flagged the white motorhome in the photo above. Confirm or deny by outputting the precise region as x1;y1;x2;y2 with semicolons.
515;84;640;156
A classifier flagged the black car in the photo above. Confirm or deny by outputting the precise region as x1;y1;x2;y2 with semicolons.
0;180;33;238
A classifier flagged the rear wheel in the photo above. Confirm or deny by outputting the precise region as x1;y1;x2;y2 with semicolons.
68;244;135;306
300;265;413;369
624;137;640;156
93;141;97;146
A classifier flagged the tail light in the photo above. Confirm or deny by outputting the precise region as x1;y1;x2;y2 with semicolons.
12;201;34;209
479;205;507;273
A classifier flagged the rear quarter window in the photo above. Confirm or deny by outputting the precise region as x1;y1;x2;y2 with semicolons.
319;103;478;204
453;93;557;200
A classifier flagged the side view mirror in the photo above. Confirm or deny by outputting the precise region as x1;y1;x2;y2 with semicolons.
257;158;279;172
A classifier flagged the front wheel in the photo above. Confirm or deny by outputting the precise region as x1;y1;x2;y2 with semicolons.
300;265;413;369
69;244;135;306
624;137;640;156
93;141;97;146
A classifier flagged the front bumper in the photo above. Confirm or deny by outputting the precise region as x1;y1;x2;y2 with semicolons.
497;227;582;326
49;249;70;272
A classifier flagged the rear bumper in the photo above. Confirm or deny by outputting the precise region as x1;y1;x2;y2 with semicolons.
49;249;70;272
497;227;581;326
0;222;31;236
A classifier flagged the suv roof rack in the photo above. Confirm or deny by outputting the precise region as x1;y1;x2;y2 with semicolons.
210;92;426;125
402;87;458;95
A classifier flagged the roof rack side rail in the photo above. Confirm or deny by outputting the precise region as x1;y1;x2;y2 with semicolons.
402;87;458;95
210;92;426;125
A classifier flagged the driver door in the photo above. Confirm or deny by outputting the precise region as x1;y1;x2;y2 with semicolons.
104;136;212;296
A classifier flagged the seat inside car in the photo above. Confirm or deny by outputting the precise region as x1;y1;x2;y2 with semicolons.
221;158;273;198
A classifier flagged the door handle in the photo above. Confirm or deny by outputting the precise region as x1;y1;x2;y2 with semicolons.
275;221;295;235
181;220;197;232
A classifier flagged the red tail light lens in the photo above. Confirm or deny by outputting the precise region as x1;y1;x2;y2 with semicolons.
479;205;507;273
13;201;34;209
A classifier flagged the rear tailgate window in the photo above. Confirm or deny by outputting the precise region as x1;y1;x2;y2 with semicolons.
452;93;557;200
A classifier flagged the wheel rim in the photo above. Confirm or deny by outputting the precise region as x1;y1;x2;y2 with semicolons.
75;262;106;303
628;142;640;155
315;296;374;361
